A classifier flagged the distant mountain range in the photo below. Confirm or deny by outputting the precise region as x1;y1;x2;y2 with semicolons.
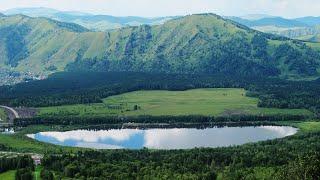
1;12;320;86
226;14;320;42
239;14;276;20
228;16;308;28
3;8;320;42
2;7;176;31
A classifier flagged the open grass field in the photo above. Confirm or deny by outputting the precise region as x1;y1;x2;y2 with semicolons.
38;88;312;117
0;133;56;153
294;121;320;133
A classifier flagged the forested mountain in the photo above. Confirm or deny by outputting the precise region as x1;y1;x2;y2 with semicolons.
2;7;174;31
1;13;320;85
0;14;90;77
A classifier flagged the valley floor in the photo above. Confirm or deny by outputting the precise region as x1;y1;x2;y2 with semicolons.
0;88;318;179
38;88;312;118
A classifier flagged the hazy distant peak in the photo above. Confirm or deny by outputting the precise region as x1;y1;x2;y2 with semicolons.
1;7;176;31
240;14;276;20
3;7;59;17
58;11;93;17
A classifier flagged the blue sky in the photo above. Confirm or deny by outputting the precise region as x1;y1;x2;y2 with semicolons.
0;0;319;18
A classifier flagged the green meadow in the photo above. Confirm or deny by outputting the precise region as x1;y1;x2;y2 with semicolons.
0;108;7;122
0;170;15;180
38;88;312;117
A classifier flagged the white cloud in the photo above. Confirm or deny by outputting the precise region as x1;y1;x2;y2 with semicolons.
0;0;319;18
258;126;297;137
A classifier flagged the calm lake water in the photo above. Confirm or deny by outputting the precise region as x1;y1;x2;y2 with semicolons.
27;126;297;149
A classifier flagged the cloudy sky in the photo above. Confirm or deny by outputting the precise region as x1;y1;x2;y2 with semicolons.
0;0;319;18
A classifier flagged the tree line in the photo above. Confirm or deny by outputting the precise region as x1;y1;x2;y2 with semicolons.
15;114;308;127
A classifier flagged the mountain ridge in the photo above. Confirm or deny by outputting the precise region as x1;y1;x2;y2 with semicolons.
0;13;320;85
4;8;320;41
2;7;177;31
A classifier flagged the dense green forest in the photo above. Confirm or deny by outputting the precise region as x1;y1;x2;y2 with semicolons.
0;155;34;180
1;72;320;116
15;114;307;126
0;72;252;107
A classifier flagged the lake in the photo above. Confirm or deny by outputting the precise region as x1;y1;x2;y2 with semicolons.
27;126;297;149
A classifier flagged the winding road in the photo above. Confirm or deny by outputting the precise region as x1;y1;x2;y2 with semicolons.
0;105;20;119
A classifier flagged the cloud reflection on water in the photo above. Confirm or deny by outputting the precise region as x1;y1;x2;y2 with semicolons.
28;126;298;149
257;126;297;137
39;129;142;142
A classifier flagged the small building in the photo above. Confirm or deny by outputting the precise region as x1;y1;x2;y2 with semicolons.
31;154;42;166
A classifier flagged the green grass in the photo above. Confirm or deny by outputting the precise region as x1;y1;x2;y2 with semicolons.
0;166;44;180
0;133;54;153
38;88;312;117
217;166;276;180
293;121;320;133
34;166;42;180
0;170;16;180
0;125;82;154
0;108;7;122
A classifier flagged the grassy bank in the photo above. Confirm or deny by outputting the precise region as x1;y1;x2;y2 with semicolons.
0;125;83;154
0;170;15;180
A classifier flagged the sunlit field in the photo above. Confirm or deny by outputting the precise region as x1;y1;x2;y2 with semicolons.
38;88;312;117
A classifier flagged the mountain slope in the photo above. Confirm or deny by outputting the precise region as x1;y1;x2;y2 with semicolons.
0;14;103;73
294;16;320;26
68;14;320;77
1;13;320;85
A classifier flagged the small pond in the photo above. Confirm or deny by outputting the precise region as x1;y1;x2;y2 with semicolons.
27;126;297;149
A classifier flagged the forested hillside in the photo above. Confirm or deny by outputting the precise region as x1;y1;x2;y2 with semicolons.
1;13;320;84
